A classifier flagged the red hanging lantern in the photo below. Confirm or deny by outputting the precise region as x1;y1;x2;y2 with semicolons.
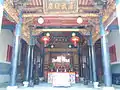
41;36;50;45
71;36;80;46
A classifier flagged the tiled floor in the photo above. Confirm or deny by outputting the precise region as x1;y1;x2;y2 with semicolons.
1;83;120;90
0;83;96;90
17;83;99;90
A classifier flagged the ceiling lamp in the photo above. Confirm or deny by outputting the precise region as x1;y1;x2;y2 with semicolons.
51;45;54;48
72;32;76;36
38;17;44;24
77;16;83;24
46;32;50;36
68;44;72;48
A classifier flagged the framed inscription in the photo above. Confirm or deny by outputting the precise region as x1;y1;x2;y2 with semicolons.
43;0;78;14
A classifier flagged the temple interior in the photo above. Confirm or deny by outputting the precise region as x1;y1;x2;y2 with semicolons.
1;0;120;89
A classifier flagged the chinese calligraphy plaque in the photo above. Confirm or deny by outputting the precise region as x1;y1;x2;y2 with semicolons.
43;0;78;14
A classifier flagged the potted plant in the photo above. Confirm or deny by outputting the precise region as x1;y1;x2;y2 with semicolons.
70;64;73;71
49;63;54;72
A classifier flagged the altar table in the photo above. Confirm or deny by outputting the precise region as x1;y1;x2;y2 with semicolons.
48;72;75;85
52;72;70;86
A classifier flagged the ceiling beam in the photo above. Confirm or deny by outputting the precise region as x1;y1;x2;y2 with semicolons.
22;13;99;18
45;48;78;52
4;1;19;23
35;29;86;32
22;6;99;13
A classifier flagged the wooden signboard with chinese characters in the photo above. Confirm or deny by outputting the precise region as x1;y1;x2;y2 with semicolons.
43;0;78;14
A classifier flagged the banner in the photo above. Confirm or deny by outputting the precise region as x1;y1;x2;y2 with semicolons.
109;44;117;63
6;45;12;62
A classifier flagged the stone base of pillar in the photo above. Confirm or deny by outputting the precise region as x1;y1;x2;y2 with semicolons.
93;82;99;88
23;81;29;87
89;81;92;84
102;87;115;90
29;80;34;87
6;86;18;90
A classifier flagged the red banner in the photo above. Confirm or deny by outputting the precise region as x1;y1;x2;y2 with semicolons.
109;44;117;63
6;45;12;62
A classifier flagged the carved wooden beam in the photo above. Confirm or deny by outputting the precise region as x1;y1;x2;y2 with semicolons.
22;26;99;44
22;6;99;15
35;29;84;32
23;6;98;11
78;6;98;10
22;13;99;18
46;48;77;52
102;0;116;23
4;1;19;23
22;24;31;43
22;34;29;44
32;30;42;36
23;17;34;25
93;34;100;44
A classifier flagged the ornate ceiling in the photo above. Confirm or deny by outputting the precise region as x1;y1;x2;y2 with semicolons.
3;0;116;44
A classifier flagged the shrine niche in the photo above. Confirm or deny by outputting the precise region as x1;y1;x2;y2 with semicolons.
52;55;70;72
52;55;70;63
46;53;76;85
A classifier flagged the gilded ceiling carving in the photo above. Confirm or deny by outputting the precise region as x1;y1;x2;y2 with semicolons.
102;0;116;22
3;0;115;44
4;1;19;23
